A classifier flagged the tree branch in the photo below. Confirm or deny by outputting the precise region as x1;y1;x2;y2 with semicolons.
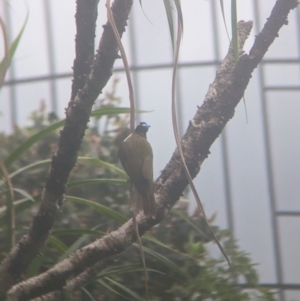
0;0;133;296
4;0;298;300
71;0;98;101
27;258;116;301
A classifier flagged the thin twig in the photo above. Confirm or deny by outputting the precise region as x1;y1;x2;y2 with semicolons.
4;0;298;299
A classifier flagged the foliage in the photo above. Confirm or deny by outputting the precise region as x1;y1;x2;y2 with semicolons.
0;13;28;88
0;86;276;300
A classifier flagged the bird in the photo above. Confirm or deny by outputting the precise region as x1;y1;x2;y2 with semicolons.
118;122;156;218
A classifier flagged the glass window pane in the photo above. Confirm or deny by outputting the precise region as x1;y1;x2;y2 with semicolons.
267;91;300;211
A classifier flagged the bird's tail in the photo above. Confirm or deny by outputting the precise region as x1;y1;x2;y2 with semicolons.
131;183;156;218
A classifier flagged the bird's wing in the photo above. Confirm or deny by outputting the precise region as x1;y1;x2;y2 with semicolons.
142;154;153;181
141;149;156;218
118;141;132;178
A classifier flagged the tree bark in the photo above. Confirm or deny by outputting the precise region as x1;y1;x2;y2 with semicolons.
3;0;299;300
0;0;133;297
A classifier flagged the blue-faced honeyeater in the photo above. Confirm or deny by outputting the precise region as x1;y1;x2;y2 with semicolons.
118;122;156;218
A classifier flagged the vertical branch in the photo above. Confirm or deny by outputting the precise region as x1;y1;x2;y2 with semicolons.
4;1;298;299
0;0;133;296
71;0;98;101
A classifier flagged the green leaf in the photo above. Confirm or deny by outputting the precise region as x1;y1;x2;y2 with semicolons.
91;107;145;118
56;196;128;261
26;255;43;278
0;17;9;88
52;229;102;237
97;279;124;299
78;157;127;178
231;0;238;62
67;178;126;189
171;209;210;240
219;0;230;40
163;0;175;49
104;277;147;301
47;235;68;253
173;0;183;33
164;0;183;51
4;159;51;183
81;287;96;301
4;107;147;169
97;264;163;278
0;198;35;226
3;157;124;185
4;121;62;167
143;233;194;260
66;195;127;224
134;245;188;279
57;224;103;262
0;12;28;87
11;188;35;202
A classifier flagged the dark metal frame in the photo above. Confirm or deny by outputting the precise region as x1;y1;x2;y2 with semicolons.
2;1;300;300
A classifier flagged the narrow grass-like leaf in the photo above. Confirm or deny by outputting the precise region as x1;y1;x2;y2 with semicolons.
171;5;231;267
52;229;102;237
5;121;61;167
173;0;183;33
57;224;103;262
4;157;125;186
137;0;152;24
0;199;36;228
105;277;147;301
4;159;51;183
0;198;34;218
0;198;32;215
67;178;126;189
26;255;43;278
242;96;248;123
78;157;127;178
4;107;146;169
81;287;96;301
0;17;9;88
97;279;124;298
143;233;193;260
0;157;125;189
0;13;28;87
134;244;187;278
0;160;15;247
66;195;127;224
163;0;175;49
97;264;163;278
11;188;35;203
219;0;230;40
0;13;28;69
106;1;135;132
171;209;209;240
231;0;238;62
91;107;146;119
47;235;68;253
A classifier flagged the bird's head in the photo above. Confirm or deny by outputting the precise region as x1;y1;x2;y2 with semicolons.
135;122;151;134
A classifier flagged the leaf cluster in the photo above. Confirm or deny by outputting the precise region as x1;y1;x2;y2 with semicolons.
0;89;276;300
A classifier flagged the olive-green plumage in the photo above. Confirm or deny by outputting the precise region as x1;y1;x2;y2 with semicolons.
118;122;156;218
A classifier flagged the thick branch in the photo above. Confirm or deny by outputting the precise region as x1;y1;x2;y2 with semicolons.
5;0;298;300
71;0;98;101
28;258;115;301
0;0;133;296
